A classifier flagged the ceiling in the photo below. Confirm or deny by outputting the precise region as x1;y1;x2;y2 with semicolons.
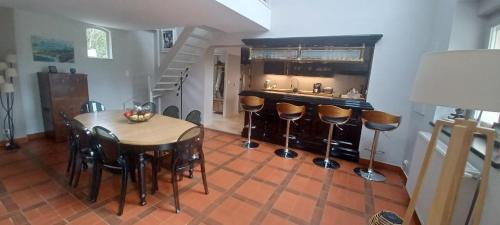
0;0;268;33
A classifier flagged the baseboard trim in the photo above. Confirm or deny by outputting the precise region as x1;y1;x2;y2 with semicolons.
0;132;46;150
28;132;45;141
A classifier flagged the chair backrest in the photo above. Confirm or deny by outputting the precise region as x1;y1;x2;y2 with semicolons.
80;101;105;113
92;126;123;165
276;102;305;120
142;102;157;114
162;105;179;118
60;111;76;145
240;96;265;112
318;105;352;125
71;119;93;151
172;126;204;171
361;110;401;126
185;110;201;125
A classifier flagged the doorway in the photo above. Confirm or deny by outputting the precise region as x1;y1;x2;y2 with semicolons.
205;47;244;134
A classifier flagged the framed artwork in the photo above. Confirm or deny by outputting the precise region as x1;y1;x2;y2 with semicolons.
31;36;75;63
159;29;176;52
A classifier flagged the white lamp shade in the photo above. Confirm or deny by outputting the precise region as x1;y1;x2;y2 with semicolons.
5;68;17;78
0;76;5;84
411;50;500;112
5;54;16;64
0;62;7;71
1;83;14;93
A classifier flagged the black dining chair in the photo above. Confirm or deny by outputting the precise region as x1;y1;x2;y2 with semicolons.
70;119;98;200
185;110;201;125
162;105;180;119
142;102;157;114
152;126;208;213
92;126;130;216
60;112;77;179
80;101;106;113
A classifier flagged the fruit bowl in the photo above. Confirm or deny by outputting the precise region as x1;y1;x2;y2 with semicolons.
124;105;155;123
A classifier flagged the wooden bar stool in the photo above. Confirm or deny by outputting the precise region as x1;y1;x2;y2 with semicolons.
313;105;352;169
240;96;265;149
354;110;401;182
275;102;305;159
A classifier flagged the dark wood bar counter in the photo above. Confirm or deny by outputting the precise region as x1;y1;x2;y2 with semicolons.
240;89;373;162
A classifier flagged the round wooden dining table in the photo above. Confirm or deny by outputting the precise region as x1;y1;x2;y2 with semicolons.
74;110;196;206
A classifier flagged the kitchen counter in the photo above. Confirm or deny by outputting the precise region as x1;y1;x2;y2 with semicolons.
240;89;373;110
239;89;373;161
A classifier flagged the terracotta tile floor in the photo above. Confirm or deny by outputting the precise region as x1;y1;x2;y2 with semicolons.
0;129;420;225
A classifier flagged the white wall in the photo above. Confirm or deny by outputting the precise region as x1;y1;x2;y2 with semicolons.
483;10;500;45
212;0;441;166
223;53;241;117
14;9;154;135
479;0;500;16
215;0;271;30
449;1;486;50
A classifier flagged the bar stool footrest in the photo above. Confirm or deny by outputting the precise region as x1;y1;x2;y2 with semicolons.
312;157;340;169
353;167;386;182
274;149;298;159
241;141;259;149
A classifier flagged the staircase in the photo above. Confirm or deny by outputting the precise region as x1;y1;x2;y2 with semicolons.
150;26;214;110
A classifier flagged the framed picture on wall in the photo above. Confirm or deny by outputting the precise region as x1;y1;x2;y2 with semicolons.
159;29;176;52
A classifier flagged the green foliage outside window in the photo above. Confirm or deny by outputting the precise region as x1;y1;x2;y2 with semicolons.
86;28;111;59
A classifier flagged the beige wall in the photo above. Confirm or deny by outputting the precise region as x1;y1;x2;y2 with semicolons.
246;61;368;97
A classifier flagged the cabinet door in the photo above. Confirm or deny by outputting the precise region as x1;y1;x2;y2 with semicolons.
49;75;70;97
263;61;285;74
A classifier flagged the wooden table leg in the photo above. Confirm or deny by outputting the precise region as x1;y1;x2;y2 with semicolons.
137;152;147;206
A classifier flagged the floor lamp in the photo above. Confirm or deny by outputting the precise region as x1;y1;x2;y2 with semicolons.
403;50;500;225
0;54;19;150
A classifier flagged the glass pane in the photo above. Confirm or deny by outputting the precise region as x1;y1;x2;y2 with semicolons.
252;49;298;60
301;49;362;61
480;111;500;125
86;28;109;58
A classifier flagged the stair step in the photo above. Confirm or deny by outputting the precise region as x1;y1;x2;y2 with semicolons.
184;43;205;49
153;88;177;92
153;94;162;98
189;34;210;42
166;67;186;71
156;81;177;85
178;51;201;57
172;59;196;64
162;75;182;78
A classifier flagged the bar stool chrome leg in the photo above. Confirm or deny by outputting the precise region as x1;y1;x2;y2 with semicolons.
354;130;385;181
274;120;298;159
242;111;259;149
313;123;340;169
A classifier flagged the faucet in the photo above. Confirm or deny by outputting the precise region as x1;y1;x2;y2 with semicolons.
290;78;299;93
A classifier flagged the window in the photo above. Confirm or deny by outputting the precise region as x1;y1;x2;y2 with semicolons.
488;24;500;49
86;27;112;59
479;24;500;126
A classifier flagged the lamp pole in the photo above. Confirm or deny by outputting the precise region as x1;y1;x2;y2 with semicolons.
0;90;17;150
0;54;19;150
177;68;189;118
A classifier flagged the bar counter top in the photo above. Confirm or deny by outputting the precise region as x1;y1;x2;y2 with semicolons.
239;89;374;110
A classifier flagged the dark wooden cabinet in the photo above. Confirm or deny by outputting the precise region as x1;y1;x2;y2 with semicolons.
240;90;373;162
38;73;89;142
243;35;381;78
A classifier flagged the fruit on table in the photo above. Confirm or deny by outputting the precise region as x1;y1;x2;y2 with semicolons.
124;105;154;122
124;111;133;117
